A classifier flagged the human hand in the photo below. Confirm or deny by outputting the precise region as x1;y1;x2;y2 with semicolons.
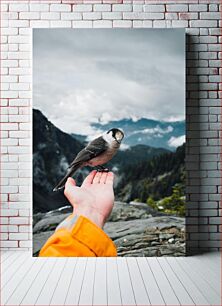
64;170;115;228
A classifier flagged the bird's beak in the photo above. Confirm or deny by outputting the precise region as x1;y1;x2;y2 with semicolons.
114;137;120;144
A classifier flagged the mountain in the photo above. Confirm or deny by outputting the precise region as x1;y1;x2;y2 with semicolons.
116;144;185;203
33;109;84;213
91;118;185;151
33;109;185;214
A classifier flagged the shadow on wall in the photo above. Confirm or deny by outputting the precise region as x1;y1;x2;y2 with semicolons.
186;33;210;255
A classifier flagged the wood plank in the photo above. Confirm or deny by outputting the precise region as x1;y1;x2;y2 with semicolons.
64;257;87;306
157;258;195;305
181;256;220;294
0;251;14;263
176;257;220;305
1;257;36;305
35;258;67;305
117;258;136;306
127;257;150;305
50;257;77;305
1;252;28;289
106;258;121;306
5;258;45;305
147;258;179;305
167;257;210;305
20;258;56;305
93;258;107;306
195;253;219;276
78;258;96;306
2;252;22;273
137;258;165;305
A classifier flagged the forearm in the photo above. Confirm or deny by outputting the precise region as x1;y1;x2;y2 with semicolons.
39;214;117;257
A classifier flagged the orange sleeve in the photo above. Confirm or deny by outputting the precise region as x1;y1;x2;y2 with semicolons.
39;215;117;257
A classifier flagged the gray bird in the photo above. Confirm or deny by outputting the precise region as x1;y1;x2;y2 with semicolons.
53;128;124;191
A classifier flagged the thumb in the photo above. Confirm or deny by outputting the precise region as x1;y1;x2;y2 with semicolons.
66;177;76;187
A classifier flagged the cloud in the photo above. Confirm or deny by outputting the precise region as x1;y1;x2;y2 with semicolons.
33;29;185;135
168;135;185;148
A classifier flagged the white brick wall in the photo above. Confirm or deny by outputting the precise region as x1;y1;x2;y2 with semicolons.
0;0;221;254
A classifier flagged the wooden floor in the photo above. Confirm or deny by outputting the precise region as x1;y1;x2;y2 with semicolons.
1;251;220;306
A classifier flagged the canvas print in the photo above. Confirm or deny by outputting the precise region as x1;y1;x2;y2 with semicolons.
33;29;185;257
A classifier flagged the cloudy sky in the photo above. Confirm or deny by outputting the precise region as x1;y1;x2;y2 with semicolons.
33;29;185;135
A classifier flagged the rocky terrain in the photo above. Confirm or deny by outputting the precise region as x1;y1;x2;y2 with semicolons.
33;201;185;257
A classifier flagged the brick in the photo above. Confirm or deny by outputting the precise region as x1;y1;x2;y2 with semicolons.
30;21;50;28
133;5;143;12
2;123;18;131
72;21;93;28
41;12;60;20
30;4;49;12
179;13;198;20
1;241;18;247
93;20;112;28
19;241;31;248
50;21;72;28
9;99;29;107
9;233;29;240
2;60;18;68
166;5;188;12
209;4;218;12
8;146;30;154
9;217;29;225
209;217;222;225
165;13;178;20
61;12;82;20
9;115;29;123
144;5;165;12
19;12;40;20
189;4;207;12
19;210;29;217
9;68;31;75
209;60;221;68
200;12;221;20
1;185;18;192
9;4;29;11
50;4;71;12
102;12;122;19
124;12;164;19
83;12;102;20
1;138;18;146
9;20;29;28
172;20;188;28
1;209;18;217
112;4;132;11
19;226;30;233
94;4;111;11
113;20;132;27
190;20;217;28
0;218;8;225
73;4;92;12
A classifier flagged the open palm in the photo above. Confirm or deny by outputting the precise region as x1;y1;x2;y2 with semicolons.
64;170;115;228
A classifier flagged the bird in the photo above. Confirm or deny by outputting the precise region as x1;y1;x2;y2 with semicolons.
53;128;124;191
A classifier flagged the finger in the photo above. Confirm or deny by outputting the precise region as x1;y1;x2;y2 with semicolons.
64;178;78;202
93;171;102;184
65;177;76;189
105;172;114;185
82;170;97;187
100;171;108;184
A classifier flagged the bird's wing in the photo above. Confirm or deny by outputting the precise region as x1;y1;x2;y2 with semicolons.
68;136;108;168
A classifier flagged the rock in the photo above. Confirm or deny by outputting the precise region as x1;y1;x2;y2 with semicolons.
33;204;186;257
159;233;174;240
168;238;175;244
107;201;160;222
33;213;70;233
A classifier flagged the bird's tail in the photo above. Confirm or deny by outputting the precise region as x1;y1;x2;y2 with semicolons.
53;163;81;192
